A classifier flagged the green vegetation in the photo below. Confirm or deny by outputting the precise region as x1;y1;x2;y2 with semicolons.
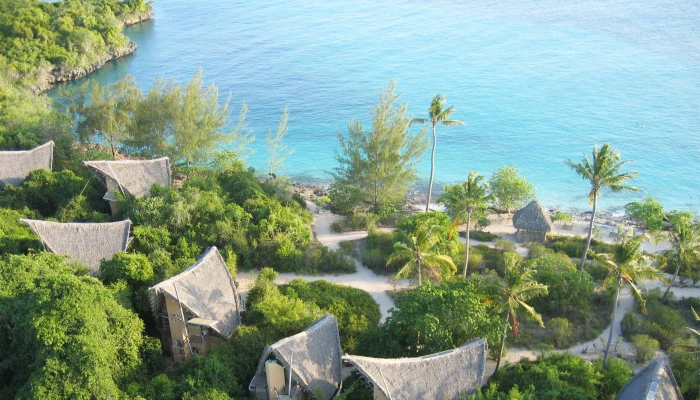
472;353;632;400
488;165;536;213
411;94;464;212
0;0;151;85
387;222;456;286
331;80;427;213
625;197;666;232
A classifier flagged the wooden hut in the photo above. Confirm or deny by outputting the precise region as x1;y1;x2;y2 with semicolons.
84;157;171;214
615;359;682;400
249;314;342;400
512;200;553;243
148;247;242;363
20;219;131;274
343;338;486;400
0;141;54;188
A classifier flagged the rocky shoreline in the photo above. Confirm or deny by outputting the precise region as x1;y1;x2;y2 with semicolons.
33;12;153;93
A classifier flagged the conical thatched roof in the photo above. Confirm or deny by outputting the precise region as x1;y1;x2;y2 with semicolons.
513;200;553;233
343;338;487;400
616;359;682;400
251;314;342;400
0;141;54;188
20;219;130;273
84;157;171;198
147;247;241;339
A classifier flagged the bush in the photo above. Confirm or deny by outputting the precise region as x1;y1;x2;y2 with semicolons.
360;231;398;274
469;230;499;242
548;317;573;348
100;252;154;285
348;212;379;231
301;245;356;274
546;235;616;259
631;334;659;363
330;219;345;233
593;357;633;400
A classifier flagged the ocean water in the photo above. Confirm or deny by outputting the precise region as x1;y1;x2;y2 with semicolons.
51;0;700;213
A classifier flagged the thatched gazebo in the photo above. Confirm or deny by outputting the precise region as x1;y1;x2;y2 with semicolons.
343;338;486;400
0;141;54;188
249;314;342;400
148;247;242;363
615;359;682;400
84;157;171;214
20;219;131;274
512;200;553;243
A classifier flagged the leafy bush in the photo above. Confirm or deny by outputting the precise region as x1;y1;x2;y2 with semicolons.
359;231;397;274
632;334;659;363
301;245;356;274
469;230;499;242
546;235;616;260
348;212;379;231
330;219;345;233
621;290;686;350
548;318;573;348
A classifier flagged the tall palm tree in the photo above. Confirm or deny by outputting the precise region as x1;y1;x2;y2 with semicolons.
412;95;464;213
486;253;548;372
590;236;661;366
662;222;700;299
565;143;640;275
387;223;456;287
438;171;496;277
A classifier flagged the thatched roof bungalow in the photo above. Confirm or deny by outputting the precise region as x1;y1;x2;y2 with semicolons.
249;314;342;400
0;141;54;188
343;338;486;400
615;359;682;400
19;219;131;273
84;157;171;214
148;247;242;362
512;200;553;243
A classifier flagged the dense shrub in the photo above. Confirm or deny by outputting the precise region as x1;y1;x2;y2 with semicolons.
330;219;345;233
280;279;380;351
546;235;616;260
359;231;397;274
469;230;500;242
301;244;356;274
548;318;573;348
348;212;379;231
631;334;659;363
473;353;632;400
621;290;686;350
0;208;42;255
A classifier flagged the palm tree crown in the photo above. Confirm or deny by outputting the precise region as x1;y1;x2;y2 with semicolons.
438;171;496;277
564;143;640;274
387;223;456;287
487;254;548;372
412;95;464;213
591;236;661;366
662;222;700;299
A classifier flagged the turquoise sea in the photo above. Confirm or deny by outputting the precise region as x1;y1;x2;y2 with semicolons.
51;0;700;213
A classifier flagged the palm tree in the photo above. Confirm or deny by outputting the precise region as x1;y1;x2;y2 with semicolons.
590;236;661;366
486;254;548;372
565;143;640;275
387;223;456;287
662;222;700;299
438;171;496;277
672;307;700;394
412;95;464;213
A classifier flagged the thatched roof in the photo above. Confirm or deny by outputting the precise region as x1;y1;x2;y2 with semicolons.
147;247;241;339
513;200;553;233
344;338;487;400
20;219;130;273
84;157;171;198
251;314;342;400
0;141;54;188
616;359;682;400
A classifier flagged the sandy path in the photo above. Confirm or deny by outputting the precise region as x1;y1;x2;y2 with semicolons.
237;203;409;322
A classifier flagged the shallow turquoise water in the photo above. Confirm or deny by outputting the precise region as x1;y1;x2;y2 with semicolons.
52;0;700;213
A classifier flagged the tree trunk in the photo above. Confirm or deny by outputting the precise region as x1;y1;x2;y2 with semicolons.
603;277;621;367
579;195;598;276
663;257;682;300
424;123;437;213
417;259;422;287
464;211;472;278
495;320;509;373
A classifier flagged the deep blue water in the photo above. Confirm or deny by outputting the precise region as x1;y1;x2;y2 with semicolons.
51;0;700;213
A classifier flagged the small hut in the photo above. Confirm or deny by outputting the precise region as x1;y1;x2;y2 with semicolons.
615;359;682;400
148;247;242;363
343;338;486;400
84;157;171;214
512;200;553;243
0;141;54;188
249;314;342;400
20;219;131;274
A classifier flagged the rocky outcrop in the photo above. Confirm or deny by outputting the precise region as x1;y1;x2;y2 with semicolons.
122;12;154;27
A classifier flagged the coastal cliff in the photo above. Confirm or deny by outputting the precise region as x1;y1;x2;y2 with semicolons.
33;12;153;92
